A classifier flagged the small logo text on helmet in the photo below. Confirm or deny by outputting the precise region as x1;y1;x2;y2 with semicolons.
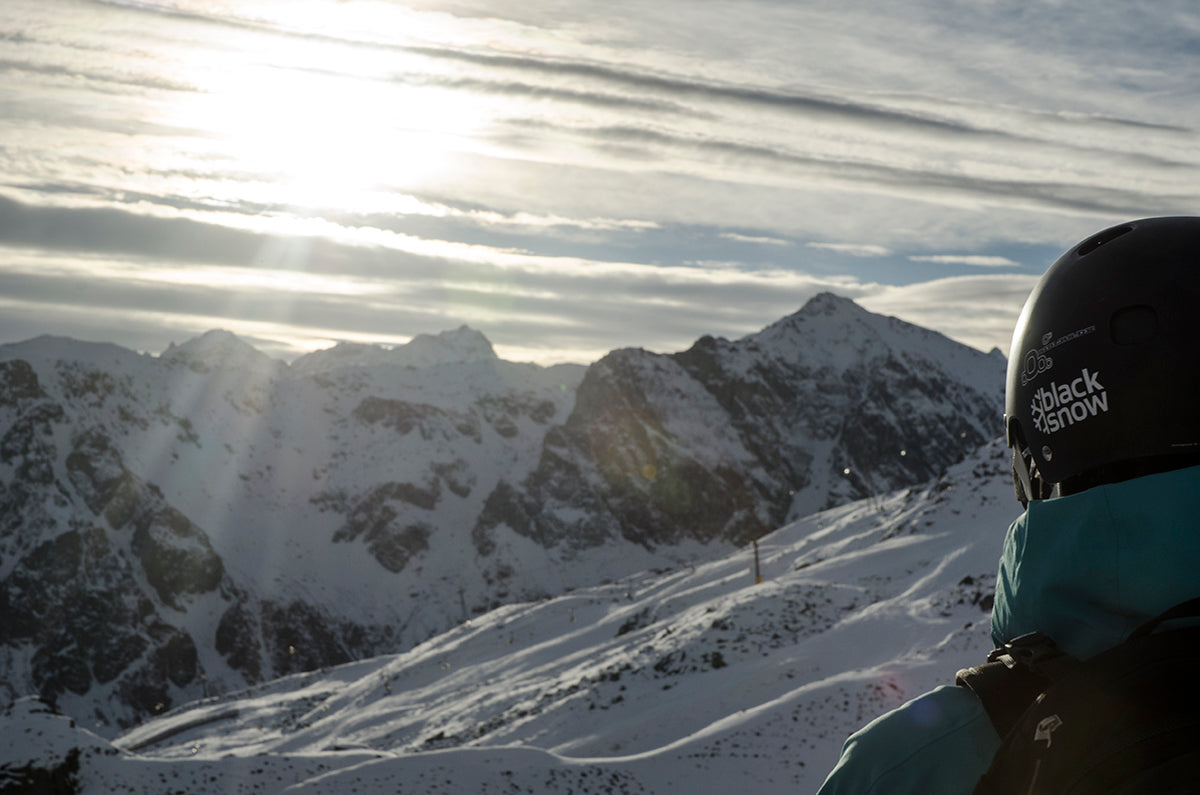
1021;348;1053;386
1019;326;1097;387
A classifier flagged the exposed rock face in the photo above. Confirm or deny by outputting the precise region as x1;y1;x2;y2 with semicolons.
329;481;437;573
0;373;210;723
0;300;1005;733
66;429;224;607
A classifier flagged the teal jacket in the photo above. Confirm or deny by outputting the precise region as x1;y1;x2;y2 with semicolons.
816;464;1200;794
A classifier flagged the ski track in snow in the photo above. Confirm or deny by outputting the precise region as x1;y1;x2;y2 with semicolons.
2;438;1019;793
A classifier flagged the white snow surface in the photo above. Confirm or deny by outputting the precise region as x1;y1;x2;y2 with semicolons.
2;438;1020;794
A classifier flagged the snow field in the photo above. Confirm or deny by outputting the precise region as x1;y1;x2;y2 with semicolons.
3;438;1019;793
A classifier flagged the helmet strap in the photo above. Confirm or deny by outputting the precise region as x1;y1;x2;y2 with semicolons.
1011;445;1047;509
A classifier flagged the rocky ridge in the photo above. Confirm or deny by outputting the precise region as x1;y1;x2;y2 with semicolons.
474;293;1005;557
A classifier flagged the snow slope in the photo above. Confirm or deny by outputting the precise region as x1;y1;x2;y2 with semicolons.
1;438;1020;793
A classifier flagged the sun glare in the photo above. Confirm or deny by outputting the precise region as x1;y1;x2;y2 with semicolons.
162;13;487;215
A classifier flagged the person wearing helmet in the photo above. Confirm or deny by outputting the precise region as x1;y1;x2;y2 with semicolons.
817;216;1200;794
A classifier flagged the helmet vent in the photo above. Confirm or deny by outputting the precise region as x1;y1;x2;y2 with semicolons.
1075;224;1133;257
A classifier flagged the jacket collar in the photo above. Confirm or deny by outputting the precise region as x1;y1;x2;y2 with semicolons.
991;464;1200;659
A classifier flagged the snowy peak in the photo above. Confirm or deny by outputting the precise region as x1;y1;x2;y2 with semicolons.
402;325;497;367
755;291;930;353
0;334;147;371
798;290;861;316
292;326;497;374
161;329;281;374
745;292;1004;391
761;290;867;332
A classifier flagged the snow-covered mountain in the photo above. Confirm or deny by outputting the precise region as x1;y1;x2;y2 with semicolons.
0;293;1005;735
0;438;1021;794
0;326;586;732
477;292;1005;555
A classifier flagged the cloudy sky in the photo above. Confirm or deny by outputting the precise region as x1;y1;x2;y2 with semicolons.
3;0;1200;364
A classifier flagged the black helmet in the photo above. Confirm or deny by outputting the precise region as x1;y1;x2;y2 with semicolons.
1006;216;1200;505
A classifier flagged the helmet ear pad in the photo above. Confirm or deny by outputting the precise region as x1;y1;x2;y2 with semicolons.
1007;417;1053;508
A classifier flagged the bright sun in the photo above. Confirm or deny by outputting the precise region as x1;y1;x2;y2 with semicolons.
164;16;486;215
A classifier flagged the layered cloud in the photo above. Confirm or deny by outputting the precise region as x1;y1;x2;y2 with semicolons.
2;0;1199;363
